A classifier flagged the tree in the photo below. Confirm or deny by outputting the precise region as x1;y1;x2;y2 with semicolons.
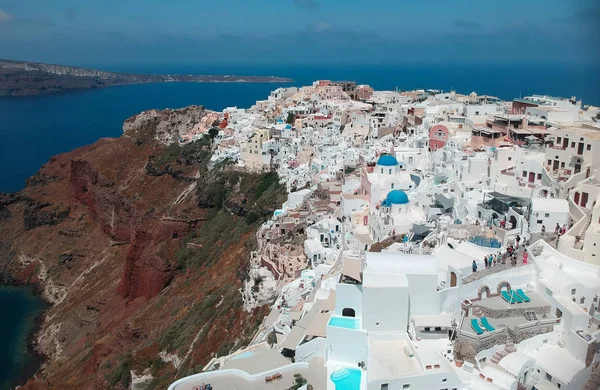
286;112;296;125
267;330;277;347
288;374;307;390
208;127;219;140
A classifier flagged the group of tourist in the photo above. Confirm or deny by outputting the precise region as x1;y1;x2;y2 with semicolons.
472;236;530;273
541;223;568;236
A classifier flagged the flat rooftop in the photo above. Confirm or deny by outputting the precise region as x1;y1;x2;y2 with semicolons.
367;337;422;381
222;349;291;375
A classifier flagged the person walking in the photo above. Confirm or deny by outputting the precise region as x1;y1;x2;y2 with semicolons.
523;251;528;265
489;253;494;268
541;225;546;236
484;255;488;269
555;223;560;235
472;260;478;273
515;234;521;249
493;253;497;266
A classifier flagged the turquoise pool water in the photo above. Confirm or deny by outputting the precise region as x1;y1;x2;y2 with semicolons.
331;367;361;390
231;351;255;360
329;316;359;329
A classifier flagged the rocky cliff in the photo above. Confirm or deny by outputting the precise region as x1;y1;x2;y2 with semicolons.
0;106;286;389
0;59;293;96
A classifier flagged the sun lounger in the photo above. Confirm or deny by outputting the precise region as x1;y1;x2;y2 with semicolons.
480;317;495;332
516;288;531;302
501;290;522;304
471;318;484;335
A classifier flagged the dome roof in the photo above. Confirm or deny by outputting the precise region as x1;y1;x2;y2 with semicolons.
377;155;398;166
382;190;409;206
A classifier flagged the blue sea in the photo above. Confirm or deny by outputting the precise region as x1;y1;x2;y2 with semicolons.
1;63;599;193
0;286;47;390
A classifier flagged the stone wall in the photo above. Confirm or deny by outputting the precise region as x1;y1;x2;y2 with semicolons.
455;323;555;363
473;303;550;319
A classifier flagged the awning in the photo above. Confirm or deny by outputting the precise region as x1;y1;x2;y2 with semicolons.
411;312;453;328
510;128;532;135
304;312;331;338
341;257;362;282
289;311;302;321
434;194;454;210
280;326;305;350
315;289;336;312
411;224;433;236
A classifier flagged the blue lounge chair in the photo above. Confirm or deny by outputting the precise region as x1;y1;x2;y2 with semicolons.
516;289;531;303
471;318;484;335
480;317;495;332
501;290;522;304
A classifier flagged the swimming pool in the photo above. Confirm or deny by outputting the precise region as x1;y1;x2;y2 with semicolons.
331;367;361;390
329;316;360;329
230;351;255;360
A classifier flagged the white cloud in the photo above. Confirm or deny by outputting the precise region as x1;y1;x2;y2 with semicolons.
0;9;14;24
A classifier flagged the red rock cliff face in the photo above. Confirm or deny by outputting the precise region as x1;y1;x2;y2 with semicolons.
0;107;269;390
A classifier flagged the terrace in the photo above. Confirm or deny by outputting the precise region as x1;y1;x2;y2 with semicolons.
459;291;558;340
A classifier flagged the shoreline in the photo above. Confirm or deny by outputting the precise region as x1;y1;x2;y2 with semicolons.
0;77;294;98
0;277;50;389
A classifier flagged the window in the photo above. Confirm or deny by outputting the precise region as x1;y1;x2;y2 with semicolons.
391;183;395;189
522;171;527;177
507;156;512;161
424;327;431;332
537;369;540;374
557;383;561;389
442;378;447;382
557;137;561;143
537;173;542;180
389;169;392;174
381;169;383;174
571;142;575;148
434;327;442;331
547;159;552;165
561;162;565;168
580;297;585;304
403;385;410;390
546;373;552;381
587;144;591;151
381;385;389;390
342;308;355;317
537;220;543;224
571;289;577;295
545;213;550;217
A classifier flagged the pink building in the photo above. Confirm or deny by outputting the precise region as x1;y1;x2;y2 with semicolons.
429;124;449;151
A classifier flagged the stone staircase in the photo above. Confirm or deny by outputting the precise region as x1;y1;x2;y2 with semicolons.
583;361;600;390
580;214;592;242
490;337;517;364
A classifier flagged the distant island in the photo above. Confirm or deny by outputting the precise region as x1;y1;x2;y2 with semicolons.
0;59;293;96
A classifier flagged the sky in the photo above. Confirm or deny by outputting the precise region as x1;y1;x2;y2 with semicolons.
0;0;599;67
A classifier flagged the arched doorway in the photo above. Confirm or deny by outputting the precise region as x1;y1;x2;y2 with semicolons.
509;215;517;229
450;272;457;287
478;285;491;299
497;280;512;294
342;308;355;317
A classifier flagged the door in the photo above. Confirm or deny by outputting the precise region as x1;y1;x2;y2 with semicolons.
578;142;584;155
450;272;457;287
528;172;535;183
553;160;559;171
563;138;569;149
574;192;580;205
581;192;589;208
574;164;581;174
